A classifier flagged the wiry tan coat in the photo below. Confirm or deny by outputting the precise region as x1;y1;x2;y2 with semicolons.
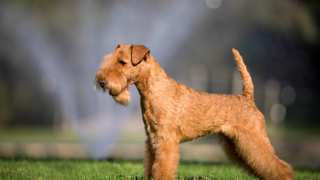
95;44;293;180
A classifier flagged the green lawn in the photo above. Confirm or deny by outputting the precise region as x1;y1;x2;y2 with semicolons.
0;159;319;180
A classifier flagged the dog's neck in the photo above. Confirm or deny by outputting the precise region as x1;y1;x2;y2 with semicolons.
135;56;173;99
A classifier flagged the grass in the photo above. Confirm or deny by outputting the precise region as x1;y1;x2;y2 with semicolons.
0;127;319;179
0;159;319;180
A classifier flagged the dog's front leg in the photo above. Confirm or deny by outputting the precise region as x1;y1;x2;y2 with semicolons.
151;138;179;180
144;139;154;179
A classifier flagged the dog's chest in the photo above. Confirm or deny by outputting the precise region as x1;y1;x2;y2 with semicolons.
140;96;169;132
141;99;157;127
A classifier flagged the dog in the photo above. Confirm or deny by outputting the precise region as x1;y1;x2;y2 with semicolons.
95;44;293;180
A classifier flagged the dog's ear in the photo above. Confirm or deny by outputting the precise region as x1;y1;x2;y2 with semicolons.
131;45;150;66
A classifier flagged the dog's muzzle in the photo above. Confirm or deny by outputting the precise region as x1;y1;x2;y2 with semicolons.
95;76;123;96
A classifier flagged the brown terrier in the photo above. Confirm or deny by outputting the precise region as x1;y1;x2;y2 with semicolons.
95;44;293;180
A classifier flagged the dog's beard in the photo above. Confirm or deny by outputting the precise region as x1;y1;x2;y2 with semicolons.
112;88;130;106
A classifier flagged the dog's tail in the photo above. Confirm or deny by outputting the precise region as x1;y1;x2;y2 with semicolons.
232;48;254;100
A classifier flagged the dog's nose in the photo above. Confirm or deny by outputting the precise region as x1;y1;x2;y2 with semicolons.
98;79;106;89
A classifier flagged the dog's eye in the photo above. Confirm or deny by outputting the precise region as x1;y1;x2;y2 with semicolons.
118;59;126;65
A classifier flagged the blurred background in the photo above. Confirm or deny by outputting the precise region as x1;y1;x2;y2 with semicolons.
0;0;319;169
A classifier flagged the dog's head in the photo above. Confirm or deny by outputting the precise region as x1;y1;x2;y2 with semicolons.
95;44;150;105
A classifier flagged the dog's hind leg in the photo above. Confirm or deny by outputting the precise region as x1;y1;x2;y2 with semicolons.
220;134;257;176
222;127;293;180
